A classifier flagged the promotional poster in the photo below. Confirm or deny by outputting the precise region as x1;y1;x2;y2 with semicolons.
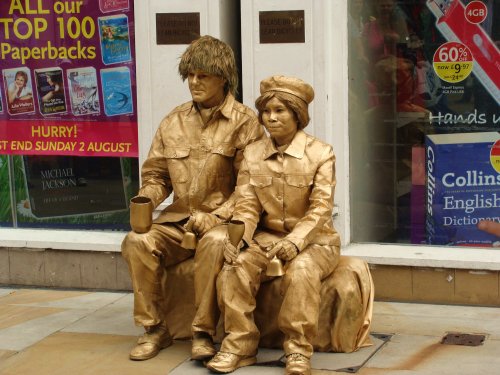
0;0;139;229
0;0;138;157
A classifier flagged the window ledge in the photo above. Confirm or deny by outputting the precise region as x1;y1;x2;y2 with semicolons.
0;228;125;252
2;229;500;271
343;243;500;271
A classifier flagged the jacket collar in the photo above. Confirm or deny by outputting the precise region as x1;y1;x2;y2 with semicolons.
263;130;307;160
187;93;234;120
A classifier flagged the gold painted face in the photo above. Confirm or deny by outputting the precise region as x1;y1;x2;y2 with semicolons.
262;97;298;146
188;70;226;108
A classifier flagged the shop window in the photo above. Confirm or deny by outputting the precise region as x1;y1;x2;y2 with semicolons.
0;154;138;230
0;0;139;231
348;0;499;246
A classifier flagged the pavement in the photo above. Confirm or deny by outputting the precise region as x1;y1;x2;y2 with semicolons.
0;287;499;375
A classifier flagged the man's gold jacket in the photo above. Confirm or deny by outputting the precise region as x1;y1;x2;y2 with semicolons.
138;94;264;223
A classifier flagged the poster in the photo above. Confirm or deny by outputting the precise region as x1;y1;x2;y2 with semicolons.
0;0;138;157
11;155;138;229
0;0;139;229
425;0;500;133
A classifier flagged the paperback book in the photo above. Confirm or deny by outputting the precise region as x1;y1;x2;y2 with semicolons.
2;67;35;116
100;67;133;116
99;0;129;13
98;14;132;65
34;67;67;116
22;156;129;218
425;132;500;247
67;67;100;116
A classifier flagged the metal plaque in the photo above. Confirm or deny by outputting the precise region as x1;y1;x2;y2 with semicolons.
259;10;305;44
156;13;200;45
441;333;485;346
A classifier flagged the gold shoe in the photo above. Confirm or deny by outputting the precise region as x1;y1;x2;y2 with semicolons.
191;332;216;360
206;351;256;373
285;353;311;375
129;325;173;361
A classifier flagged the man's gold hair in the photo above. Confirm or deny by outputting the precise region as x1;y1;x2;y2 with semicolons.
178;35;238;96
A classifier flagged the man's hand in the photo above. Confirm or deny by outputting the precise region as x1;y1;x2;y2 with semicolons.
270;240;298;262
191;212;223;236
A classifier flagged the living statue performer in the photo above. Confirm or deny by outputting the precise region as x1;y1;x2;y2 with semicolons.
207;76;340;375
121;35;264;362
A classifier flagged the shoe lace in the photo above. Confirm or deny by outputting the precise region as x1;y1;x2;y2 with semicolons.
213;352;232;362
287;353;307;363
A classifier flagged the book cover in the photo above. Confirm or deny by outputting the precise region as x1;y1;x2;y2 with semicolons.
411;146;426;244
99;0;129;13
100;67;133;116
2;67;35;116
34;67;67;116
0;87;3;113
22;156;128;218
67;67;100;116
425;132;500;247
98;14;132;65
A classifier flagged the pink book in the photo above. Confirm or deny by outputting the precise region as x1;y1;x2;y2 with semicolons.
99;0;129;13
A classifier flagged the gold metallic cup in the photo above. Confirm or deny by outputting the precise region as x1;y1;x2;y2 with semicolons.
130;196;153;233
228;220;245;247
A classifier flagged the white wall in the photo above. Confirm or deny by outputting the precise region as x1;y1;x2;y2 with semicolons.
240;0;350;243
134;0;239;167
134;0;351;243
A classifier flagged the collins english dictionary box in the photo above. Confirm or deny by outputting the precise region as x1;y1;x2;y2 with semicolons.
425;132;500;247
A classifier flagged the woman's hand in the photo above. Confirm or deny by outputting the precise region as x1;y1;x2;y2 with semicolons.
222;237;241;264
270;239;298;262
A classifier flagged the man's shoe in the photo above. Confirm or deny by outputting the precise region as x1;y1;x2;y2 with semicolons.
206;351;256;373
285;353;311;375
191;332;216;360
129;325;173;361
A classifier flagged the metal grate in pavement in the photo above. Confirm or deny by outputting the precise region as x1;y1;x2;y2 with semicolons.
441;332;486;347
169;333;392;374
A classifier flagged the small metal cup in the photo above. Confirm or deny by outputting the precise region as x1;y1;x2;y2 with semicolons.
130;196;153;233
266;255;285;277
228;220;245;247
181;217;197;249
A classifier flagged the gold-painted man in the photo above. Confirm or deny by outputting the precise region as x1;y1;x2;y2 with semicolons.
121;35;264;362
207;76;340;375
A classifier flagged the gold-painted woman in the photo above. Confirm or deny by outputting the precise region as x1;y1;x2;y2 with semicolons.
208;76;372;375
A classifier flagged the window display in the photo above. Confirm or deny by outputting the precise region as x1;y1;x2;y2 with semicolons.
348;0;499;246
0;0;139;230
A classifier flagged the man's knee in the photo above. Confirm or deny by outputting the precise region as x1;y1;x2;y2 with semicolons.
122;231;151;261
197;225;227;256
200;225;227;243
